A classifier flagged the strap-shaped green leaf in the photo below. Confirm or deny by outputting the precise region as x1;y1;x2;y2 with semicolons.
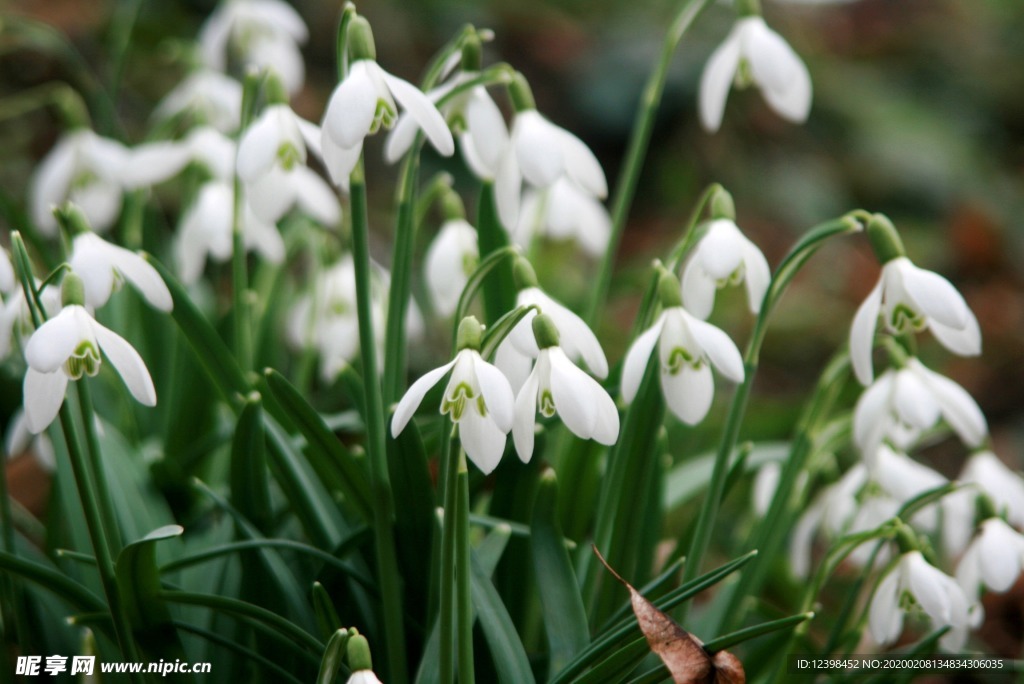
317;628;352;684
470;548;536;684
230;393;272;532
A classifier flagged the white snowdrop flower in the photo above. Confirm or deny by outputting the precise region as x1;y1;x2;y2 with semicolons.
957;517;1024;627
850;216;980;386
853;359;987;466
321;18;454;186
5;409;56;472
344;634;383;684
237;103;339;225
175;181;284;285
198;0;308;94
424;219;478;317
122;127;237;190
512;314;618;463
494;261;608;392
789;464;869;578
154;69;243;134
392;317;514;474
869;550;971;652
23;285;156;434
30;129;130;236
621;271;744;425
698;15;811;132
69;232;172;312
0;284;60;362
513;179;611;257
0;248;14;294
943;451;1024;556
681;218;771;319
872;445;948;532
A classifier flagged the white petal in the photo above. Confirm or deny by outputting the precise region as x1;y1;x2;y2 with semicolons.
698;27;743;132
746;18;812;123
30;136;77;235
868;566;903;645
293;166;341;226
23;368;68;434
466;88;508;174
852;372;892;450
556;127;607;199
243;211;286;264
913;361;987;447
323;62;377;150
93;321;156;406
698;221;745;281
590;379;620;445
548;349;598;440
512;367;540;462
893;369;940;431
122;141;194;188
24;307;85;373
495;339;533;395
322;138;362;189
850;279;883;386
526;290;607;378
247;165;298;223
391;359;457;436
930;312;982;357
379;67;454;157
236;108;285;183
513;112;562;188
494;150;521;230
905;552;952;623
70;181;122;233
662;362;714;425
0;248;14;294
896;260;969;331
681;260;717;320
621;315;665;403
296;117;325;161
473;354;515;433
740;238;771;314
459;407;507;475
685;313;745;382
383;114;420;163
976;520;1024;592
111;245;173;312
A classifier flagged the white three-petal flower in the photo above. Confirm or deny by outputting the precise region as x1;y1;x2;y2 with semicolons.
512;346;618;463
23;304;156;433
392;349;514;474
621;307;744;425
699;16;812;132
514;179;611;257
321;60;454;185
681;219;770;319
850;256;981;385
956;517;1024;627
869;550;970;652
69;232;172;312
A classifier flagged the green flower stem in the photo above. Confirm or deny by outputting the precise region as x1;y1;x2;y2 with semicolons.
0;435;30;660
714;352;850;633
382;143;421;405
455;451;475;684
58;400;143;672
439;429;458;684
583;0;715;327
349;163;408;683
76;380;123;554
680;215;864;609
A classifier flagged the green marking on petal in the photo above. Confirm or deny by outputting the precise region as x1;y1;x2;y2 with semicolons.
735;59;755;89
539;389;556;418
65;341;101;379
888;303;925;333
666;347;700;375
372;99;397;133
442;381;476;421
277;142;302;171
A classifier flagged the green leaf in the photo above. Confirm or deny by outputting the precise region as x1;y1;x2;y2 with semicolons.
144;253;249;405
317;629;351;684
230;393;272;532
531;469;590;677
312;582;344;642
470;548;536;684
115;525;190;668
263;368;373;522
0;551;104;615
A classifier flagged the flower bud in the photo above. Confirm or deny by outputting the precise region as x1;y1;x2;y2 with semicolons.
532;312;560;349
866;213;906;265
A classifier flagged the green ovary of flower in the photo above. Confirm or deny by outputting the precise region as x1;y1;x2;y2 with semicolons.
371;99;397;134
666;347;701;375
277;142;302;171
461;252;478;277
71;170;98;191
734;60;755;90
65;341;101;380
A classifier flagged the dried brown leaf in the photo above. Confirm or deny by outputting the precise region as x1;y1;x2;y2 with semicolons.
593;546;746;684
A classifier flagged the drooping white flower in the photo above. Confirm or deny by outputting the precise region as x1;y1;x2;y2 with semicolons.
392;321;514;474
424;219;478;317
512;340;618;463
237;104;339;225
68;232;172;312
513;179;611;257
0;248;14;294
23;303;156;434
698;15;812;132
29;129;130;236
869;550;971;652
123;126;237;190
154;69;243;133
321;59;454;185
5;409;56;472
681;218;770;319
198;0;308;94
621;305;744;425
943;451;1024;556
872;445;949;532
0;284;61;362
956;517;1024;626
175;181;284;285
495;278;608;393
850;256;981;386
789;464;870;578
853;359;987;466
